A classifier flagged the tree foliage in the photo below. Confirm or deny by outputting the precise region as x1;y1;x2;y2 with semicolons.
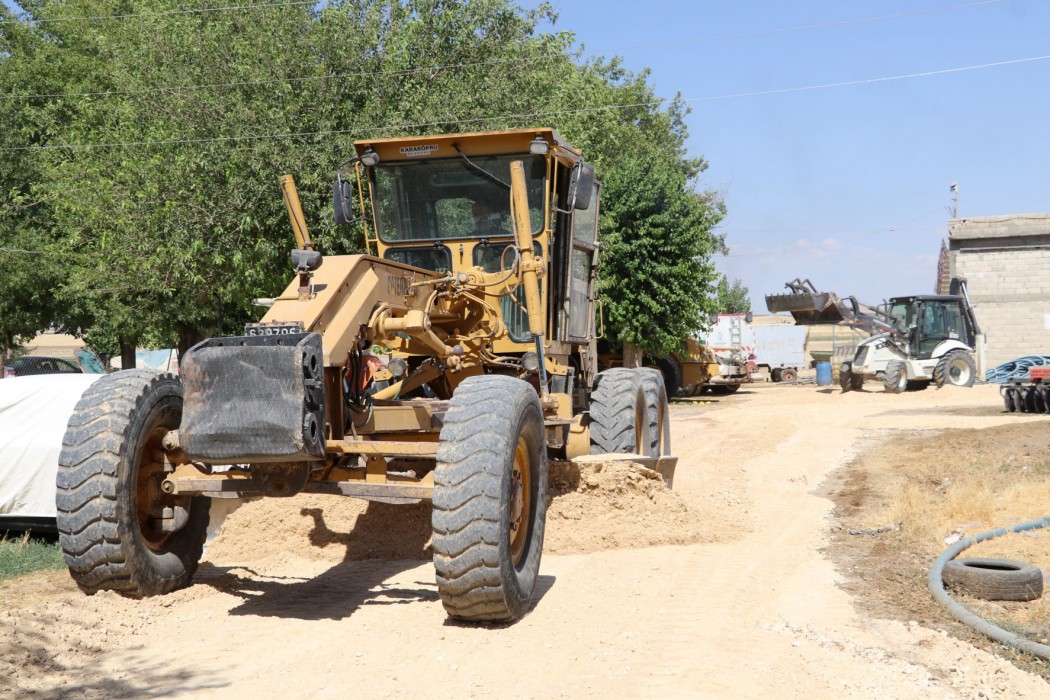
716;276;752;315
0;0;725;360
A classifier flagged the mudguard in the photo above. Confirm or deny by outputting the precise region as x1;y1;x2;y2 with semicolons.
180;333;326;463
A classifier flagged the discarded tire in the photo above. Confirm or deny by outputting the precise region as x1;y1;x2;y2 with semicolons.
942;557;1044;602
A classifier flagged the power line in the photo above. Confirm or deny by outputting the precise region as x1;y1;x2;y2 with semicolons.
0;0;1004;102
719;210;944;249
0;1;317;24
687;53;1050;103
2;51;1047;153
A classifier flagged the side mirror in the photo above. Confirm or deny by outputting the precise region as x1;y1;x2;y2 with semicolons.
568;162;595;211
333;176;358;226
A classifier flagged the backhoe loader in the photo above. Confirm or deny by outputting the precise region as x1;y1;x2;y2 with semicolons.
55;129;675;623
765;277;980;393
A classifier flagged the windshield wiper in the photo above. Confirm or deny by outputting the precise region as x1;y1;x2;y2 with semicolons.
452;144;510;189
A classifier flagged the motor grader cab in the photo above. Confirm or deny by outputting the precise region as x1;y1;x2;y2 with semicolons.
54;129;675;623
765;277;980;393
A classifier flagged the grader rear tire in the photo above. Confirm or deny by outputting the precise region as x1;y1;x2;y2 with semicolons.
56;370;209;597
589;369;650;456
637;368;671;457
432;375;547;622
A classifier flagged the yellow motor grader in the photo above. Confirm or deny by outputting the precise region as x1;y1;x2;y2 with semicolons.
55;129;675;623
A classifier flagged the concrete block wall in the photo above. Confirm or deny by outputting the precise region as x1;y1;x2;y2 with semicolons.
952;247;1050;368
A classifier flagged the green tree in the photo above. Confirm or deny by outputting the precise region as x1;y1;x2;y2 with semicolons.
716;276;751;315
0;0;725;362
597;148;726;356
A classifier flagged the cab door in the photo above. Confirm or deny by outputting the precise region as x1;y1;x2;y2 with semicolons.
565;181;600;341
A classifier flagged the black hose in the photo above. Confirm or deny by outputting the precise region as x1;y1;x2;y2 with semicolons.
928;516;1050;659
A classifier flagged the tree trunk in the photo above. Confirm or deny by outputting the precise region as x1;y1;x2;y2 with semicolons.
119;336;137;370
3;331;13;362
176;323;205;365
622;343;643;369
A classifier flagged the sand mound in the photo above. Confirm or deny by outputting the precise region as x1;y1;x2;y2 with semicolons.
204;459;705;566
545;460;706;554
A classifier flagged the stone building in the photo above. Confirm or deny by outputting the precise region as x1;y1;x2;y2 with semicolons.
938;213;1050;369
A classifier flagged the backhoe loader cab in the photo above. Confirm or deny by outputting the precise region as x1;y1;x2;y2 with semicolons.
54;129;675;624
843;287;980;393
884;294;977;359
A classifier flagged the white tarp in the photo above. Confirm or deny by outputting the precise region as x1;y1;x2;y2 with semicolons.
0;374;101;522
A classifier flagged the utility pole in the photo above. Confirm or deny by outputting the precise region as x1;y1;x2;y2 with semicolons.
950;182;959;218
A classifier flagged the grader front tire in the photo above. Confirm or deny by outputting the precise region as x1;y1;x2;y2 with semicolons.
56;370;210;597
432;375;548;623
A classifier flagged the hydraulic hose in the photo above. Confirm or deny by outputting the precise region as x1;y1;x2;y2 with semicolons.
928;516;1050;659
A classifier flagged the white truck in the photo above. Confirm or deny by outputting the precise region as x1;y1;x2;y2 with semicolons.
750;323;807;382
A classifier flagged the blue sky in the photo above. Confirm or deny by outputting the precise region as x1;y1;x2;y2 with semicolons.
526;0;1050;308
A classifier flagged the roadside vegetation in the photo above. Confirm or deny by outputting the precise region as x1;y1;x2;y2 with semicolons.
829;418;1050;678
0;0;730;365
0;532;64;582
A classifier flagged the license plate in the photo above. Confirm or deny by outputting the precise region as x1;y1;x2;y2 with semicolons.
243;322;305;337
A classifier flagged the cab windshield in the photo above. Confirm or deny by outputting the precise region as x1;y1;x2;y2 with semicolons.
372;155;546;242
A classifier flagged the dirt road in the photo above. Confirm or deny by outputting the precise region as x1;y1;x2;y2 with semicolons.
4;383;1049;698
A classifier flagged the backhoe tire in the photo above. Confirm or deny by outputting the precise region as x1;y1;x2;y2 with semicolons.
839;363;853;392
56;370;210;597
432;375;547;623
851;372;865;391
637;368;671;457
780;368;797;383
589;369;650;456
883;361;907;394
933;350;976;388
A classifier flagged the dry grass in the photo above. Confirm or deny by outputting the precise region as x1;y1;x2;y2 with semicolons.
826;419;1050;677
866;425;1050;553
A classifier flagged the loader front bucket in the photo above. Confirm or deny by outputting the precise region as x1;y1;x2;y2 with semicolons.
765;281;852;325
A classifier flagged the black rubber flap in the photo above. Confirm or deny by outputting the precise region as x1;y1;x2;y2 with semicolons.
180;333;326;463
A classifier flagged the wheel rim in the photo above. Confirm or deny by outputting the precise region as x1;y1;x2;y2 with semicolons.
948;358;971;385
509;435;532;567
135;422;191;552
